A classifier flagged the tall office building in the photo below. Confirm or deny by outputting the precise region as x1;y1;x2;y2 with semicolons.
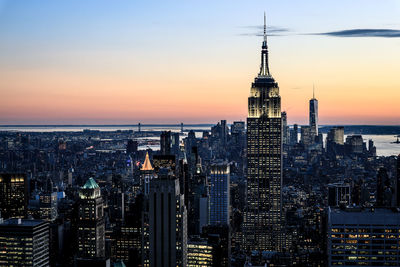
171;132;180;157
77;178;106;259
327;127;344;145
148;169;187;267
327;207;400;266
141;152;155;195
327;182;351;207
397;154;400;207
281;111;290;145
300;126;312;147
309;87;318;139
209;161;230;225
326;127;345;155
245;14;282;252
376;167;393;207
290;124;298;145
0;218;49;267
0;173;28;219
39;192;58;221
160;131;172;155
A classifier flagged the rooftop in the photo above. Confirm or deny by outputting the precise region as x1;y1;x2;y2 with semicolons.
82;177;99;189
329;207;400;225
141;152;154;171
0;218;45;227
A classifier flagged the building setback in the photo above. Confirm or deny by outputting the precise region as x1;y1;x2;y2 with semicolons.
244;13;283;252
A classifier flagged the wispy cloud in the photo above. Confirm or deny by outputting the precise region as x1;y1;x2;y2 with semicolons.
313;28;400;38
238;25;291;37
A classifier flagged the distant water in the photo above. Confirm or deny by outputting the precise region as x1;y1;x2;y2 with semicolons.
0;125;399;157
362;135;399;157
0;125;212;133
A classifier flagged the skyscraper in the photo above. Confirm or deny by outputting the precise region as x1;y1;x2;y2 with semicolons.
0;173;28;219
309;86;318;139
245;14;283;252
148;168;187;266
327;207;400;266
209;161;230;225
0;218;50;267
281;111;290;145
160;131;172;155
77;178;106;259
397;154;400;207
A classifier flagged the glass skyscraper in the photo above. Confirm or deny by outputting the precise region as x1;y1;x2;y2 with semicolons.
209;161;230;225
309;87;319;139
244;14;283;252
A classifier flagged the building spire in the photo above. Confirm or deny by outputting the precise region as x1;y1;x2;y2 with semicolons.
259;12;270;77
141;152;154;171
313;84;315;99
264;12;267;42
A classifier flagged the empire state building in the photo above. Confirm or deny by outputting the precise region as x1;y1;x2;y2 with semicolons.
244;14;283;252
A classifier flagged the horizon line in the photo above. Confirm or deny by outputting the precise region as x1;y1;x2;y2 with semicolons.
1;124;400;127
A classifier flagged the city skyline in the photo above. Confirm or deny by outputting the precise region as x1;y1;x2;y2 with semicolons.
1;0;400;125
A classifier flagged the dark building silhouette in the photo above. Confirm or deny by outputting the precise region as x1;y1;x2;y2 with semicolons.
148;169;187;266
376;168;393;207
126;140;138;155
328;182;351;207
0;173;28;219
160;131;172;155
397;154;400;207
326;127;344;156
171;132;180;157
201;224;231;267
244;14;283;252
290;124;298;145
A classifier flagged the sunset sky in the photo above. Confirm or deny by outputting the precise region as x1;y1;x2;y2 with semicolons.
0;0;399;125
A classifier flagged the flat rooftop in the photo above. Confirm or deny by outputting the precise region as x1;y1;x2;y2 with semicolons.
0;218;45;227
329;207;400;225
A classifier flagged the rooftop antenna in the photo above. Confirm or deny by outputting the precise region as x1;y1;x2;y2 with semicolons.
313;84;315;99
264;11;267;42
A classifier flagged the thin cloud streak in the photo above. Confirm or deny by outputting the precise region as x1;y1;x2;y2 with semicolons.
313;28;400;38
238;25;291;37
239;27;400;38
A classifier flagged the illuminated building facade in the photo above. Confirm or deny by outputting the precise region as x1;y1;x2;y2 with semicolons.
210;161;230;225
0;173;28;219
141;152;155;195
187;239;213;267
327;208;400;266
0;218;49;267
77;178;105;259
244;14;283;252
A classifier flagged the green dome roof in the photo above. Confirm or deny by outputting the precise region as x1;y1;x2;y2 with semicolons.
82;177;99;189
114;260;126;267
